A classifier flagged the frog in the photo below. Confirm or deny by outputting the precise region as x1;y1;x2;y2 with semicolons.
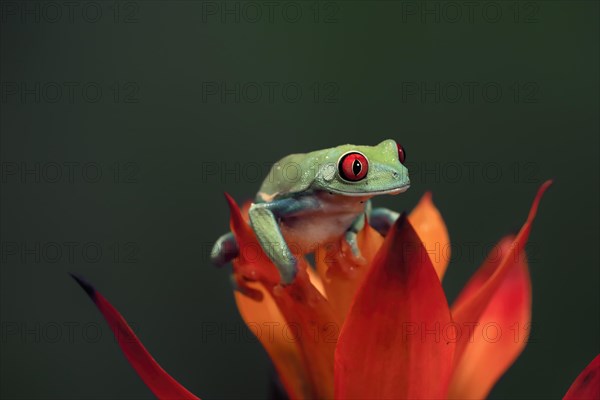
210;139;410;284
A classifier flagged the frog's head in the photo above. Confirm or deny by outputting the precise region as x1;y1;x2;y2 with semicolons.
314;139;410;196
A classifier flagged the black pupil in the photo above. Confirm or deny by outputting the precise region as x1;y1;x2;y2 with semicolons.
352;159;362;175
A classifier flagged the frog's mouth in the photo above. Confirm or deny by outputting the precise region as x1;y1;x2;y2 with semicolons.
385;184;411;195
329;184;410;197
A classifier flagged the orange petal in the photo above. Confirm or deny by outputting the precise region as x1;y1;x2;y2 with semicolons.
71;275;200;400
335;215;455;399
448;180;552;399
564;354;600;400
306;266;326;298
235;282;313;399
315;223;384;322
408;192;451;280
227;195;339;399
268;266;339;399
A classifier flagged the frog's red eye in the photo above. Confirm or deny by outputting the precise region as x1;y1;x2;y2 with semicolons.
397;143;406;164
339;152;369;182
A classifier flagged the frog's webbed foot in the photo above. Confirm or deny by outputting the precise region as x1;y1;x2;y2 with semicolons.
344;230;362;258
341;207;400;265
211;232;239;267
368;207;400;236
211;229;297;284
344;213;366;263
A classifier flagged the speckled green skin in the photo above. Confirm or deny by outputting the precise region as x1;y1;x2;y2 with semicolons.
256;139;409;202
212;139;410;284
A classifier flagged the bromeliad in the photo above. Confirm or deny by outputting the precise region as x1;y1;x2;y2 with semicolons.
71;141;599;399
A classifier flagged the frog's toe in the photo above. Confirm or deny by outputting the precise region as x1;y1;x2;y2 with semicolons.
345;230;362;258
210;232;239;267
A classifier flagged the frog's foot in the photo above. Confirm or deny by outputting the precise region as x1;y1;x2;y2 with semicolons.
342;213;367;264
344;230;361;258
344;230;366;265
210;232;239;267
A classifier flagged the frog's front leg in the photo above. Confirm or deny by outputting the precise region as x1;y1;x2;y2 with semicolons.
248;197;319;284
368;206;400;236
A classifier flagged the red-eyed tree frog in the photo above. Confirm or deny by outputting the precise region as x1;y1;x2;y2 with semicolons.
211;139;410;284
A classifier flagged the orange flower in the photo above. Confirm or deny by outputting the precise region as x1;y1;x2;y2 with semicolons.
72;179;600;399
228;180;543;399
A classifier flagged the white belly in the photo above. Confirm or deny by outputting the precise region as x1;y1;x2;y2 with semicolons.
278;192;370;254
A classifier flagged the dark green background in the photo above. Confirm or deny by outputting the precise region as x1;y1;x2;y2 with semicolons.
1;1;598;399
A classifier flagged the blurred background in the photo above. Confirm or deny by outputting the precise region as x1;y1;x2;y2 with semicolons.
1;1;598;399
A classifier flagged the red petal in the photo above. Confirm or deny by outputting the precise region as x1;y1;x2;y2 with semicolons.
71;274;200;400
448;236;531;399
449;180;552;398
564;355;600;400
452;180;550;356
335;214;455;399
451;237;516;309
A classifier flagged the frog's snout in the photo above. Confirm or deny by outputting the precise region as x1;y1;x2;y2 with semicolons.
392;170;409;182
390;168;410;194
